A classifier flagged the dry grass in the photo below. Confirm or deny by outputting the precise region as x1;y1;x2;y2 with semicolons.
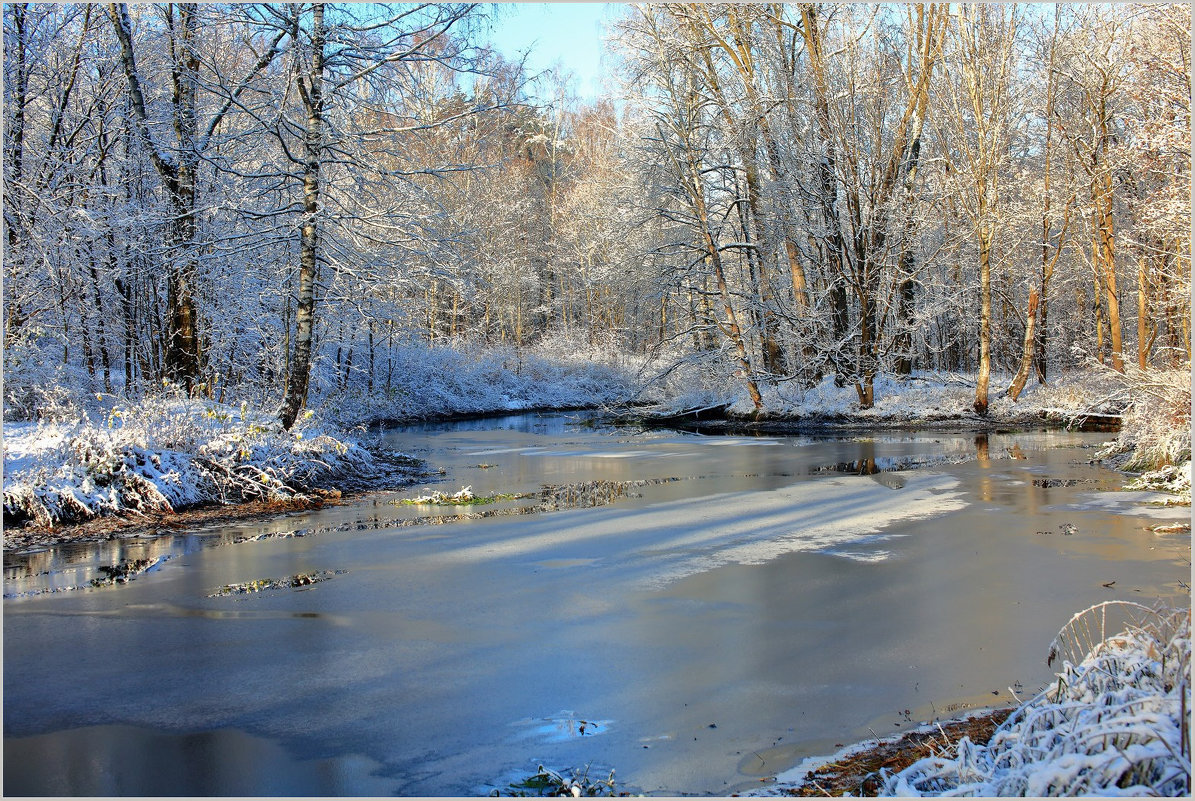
777;709;1013;797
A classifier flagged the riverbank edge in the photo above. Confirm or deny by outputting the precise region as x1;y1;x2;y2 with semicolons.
1;403;1124;555
752;707;1015;797
1;445;432;554
612;405;1122;435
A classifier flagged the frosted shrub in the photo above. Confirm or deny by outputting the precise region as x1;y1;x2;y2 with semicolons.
3;425;202;527
1097;365;1191;473
3;336;104;423
878;602;1191;797
3;392;409;529
636;347;741;411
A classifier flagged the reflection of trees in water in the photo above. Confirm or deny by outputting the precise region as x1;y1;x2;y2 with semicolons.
974;434;994;502
6;548;55;579
975;433;990;465
813;453;965;476
4;524;252;595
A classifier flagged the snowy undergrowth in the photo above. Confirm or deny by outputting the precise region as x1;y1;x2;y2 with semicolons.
3;389;412;530
712;368;1127;423
876;602;1191;797
314;338;641;426
1095;364;1191;472
632;348;744;411
1088;365;1192;504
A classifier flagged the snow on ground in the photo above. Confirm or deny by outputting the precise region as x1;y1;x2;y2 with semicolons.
2;391;414;531
313;339;640;426
724;369;1128;424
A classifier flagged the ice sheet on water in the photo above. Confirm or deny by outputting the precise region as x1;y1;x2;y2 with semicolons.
1061;490;1189;518
431;472;965;590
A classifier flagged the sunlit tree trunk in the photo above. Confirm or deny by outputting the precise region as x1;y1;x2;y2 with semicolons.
1092;158;1124;372
939;4;1019;415
280;3;326;431
1006;287;1038;401
1136;255;1152;369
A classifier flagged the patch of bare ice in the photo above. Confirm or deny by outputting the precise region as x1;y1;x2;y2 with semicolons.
465;447;548;456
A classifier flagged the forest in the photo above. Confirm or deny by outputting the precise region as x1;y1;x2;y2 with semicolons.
2;6;1191;794
3;2;1190;429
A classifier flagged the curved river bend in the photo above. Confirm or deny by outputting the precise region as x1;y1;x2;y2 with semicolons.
4;414;1189;795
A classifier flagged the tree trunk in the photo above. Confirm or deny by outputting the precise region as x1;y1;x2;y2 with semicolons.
1136;254;1151;369
700;217;762;411
893;272;916;375
1036;8;1062;385
1091;85;1124;372
106;2;203;389
1006;286;1039;401
280;3;326;430
1095;182;1124;373
975;229;993;415
892;6;940;375
686;21;781;377
4;4;28;349
800;4;850;383
1091;264;1106;364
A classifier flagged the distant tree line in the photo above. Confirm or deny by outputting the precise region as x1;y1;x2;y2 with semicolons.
3;3;1189;424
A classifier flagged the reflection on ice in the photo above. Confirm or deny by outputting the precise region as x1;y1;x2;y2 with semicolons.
510;711;613;742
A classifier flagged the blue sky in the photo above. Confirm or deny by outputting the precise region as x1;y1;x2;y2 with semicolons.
482;3;622;101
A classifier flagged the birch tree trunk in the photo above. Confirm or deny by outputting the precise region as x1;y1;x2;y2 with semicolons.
280;3;326;430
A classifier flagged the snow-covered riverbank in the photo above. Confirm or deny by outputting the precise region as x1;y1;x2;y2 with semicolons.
641;367;1129;426
5;360;1188;548
759;602;1191;797
2;392;423;543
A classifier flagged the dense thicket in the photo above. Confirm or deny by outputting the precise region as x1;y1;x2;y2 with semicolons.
3;3;1189;425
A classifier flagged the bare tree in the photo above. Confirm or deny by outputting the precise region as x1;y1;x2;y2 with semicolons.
104;3;286;389
938;4;1021;414
269;2;483;429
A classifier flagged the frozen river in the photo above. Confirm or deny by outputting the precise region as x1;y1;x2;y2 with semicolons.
4;414;1190;795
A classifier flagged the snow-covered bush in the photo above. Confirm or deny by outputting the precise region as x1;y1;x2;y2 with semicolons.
634;345;745;411
1124;463;1192;498
314;341;640;426
2;331;107;423
1097;365;1192;474
3;390;413;529
878;602;1191;796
